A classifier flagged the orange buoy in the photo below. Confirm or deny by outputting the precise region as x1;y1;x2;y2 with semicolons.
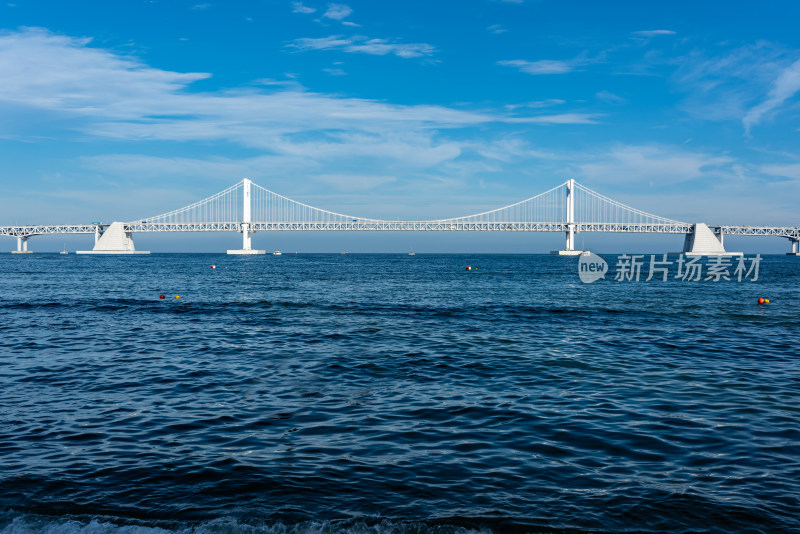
758;298;765;304
159;294;165;299
765;299;770;304
175;295;180;299
210;264;216;269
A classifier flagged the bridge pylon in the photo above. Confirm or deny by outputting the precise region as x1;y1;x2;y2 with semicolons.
228;178;265;255
552;178;584;256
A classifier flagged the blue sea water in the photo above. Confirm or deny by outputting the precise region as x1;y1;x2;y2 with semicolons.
0;253;799;533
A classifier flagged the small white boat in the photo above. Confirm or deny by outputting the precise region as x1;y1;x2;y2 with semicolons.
272;250;282;256
60;244;68;255
408;252;415;256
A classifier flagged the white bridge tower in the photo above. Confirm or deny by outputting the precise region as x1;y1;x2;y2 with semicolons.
228;178;265;255
553;178;583;255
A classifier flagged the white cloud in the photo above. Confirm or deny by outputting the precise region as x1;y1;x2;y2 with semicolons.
596;90;626;104
497;56;595;75
314;173;397;191
348;39;434;58
760;162;800;180
0;28;210;117
631;30;676;37
191;3;211;10
291;1;316;14
323;3;352;20
505;99;565;110
487;24;507;35
511;113;602;124
470;138;555;162
0;29;469;140
290;35;352;51
498;59;573;75
743;59;800;133
577;145;733;185
80;135;461;186
673;43;800;131
291;35;435;58
0;27;616;225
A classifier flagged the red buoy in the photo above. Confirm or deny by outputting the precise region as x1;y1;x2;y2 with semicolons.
466;266;472;271
210;264;216;269
758;298;765;304
159;294;165;299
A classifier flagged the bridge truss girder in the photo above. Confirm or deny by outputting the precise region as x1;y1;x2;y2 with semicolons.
2;222;796;239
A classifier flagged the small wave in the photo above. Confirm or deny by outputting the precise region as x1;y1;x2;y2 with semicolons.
0;514;491;534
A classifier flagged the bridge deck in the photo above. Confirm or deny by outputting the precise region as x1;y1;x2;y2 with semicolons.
1;222;797;238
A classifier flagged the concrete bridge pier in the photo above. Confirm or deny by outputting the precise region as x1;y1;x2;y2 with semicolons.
227;223;264;255
684;223;741;256
77;222;149;254
788;238;800;256
566;224;575;251
11;236;32;254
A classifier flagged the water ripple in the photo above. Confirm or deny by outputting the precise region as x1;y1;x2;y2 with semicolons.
1;254;799;532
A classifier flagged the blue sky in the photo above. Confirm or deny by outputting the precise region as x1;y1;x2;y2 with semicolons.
1;0;800;252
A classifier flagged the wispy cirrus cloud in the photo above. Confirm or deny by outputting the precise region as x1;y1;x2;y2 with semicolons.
577;144;733;186
498;59;573;74
290;35;435;58
596;90;626;104
673;42;800;133
0;28;545;153
323;3;352;21
570;144;800;224
291;1;316;14
323;67;346;76
505;99;565;110
314;173;397;191
631;30;676;38
0;27;623;224
511;113;602;124
743;58;800;133
0;27;211;115
498;54;592;75
487;24;507;35
760;162;800;181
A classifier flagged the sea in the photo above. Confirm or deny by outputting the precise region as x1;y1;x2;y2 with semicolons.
1;253;798;534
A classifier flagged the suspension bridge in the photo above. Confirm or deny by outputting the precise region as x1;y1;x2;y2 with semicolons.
2;179;799;255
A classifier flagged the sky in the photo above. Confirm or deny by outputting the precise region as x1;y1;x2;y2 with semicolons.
1;0;800;253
